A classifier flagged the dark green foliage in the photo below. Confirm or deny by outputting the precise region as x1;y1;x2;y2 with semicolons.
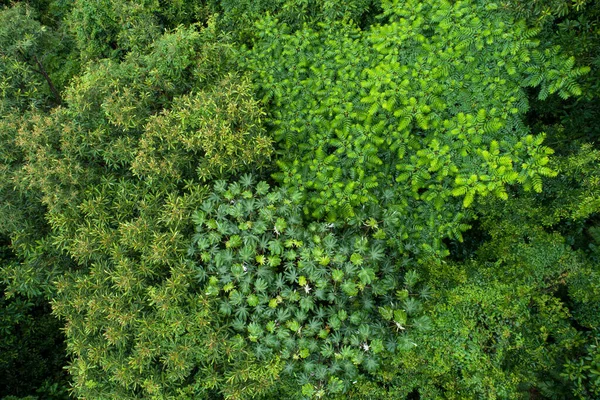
0;3;79;297
68;0;159;61
0;241;69;399
0;290;70;399
211;0;381;42
521;0;600;154
0;3;78;110
191;176;430;396
504;0;593;27
430;152;600;398
379;189;598;398
394;280;580;399
0;4;53;111
563;333;600;399
471;147;600;330
67;0;210;61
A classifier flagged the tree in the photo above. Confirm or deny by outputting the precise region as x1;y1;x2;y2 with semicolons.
0;3;79;108
11;22;274;398
246;0;587;262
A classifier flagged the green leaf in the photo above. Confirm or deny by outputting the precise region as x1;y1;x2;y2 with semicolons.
393;309;407;325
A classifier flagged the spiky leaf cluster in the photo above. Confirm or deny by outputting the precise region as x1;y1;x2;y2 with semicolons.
191;175;431;395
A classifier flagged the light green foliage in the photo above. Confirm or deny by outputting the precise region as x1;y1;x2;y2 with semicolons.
0;115;74;299
247;0;585;234
6;22;273;398
0;116;39;237
53;244;282;398
133;75;272;183
14;22;271;218
190;176;430;395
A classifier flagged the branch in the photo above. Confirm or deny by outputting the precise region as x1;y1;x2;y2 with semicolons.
32;54;62;105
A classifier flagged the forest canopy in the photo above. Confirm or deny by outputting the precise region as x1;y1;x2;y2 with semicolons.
0;0;599;399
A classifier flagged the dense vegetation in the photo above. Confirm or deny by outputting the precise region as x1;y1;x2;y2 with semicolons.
0;0;598;398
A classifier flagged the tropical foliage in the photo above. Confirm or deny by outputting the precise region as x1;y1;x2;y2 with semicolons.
0;0;598;399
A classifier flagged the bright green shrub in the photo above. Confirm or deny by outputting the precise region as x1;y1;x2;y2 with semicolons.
246;0;588;246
